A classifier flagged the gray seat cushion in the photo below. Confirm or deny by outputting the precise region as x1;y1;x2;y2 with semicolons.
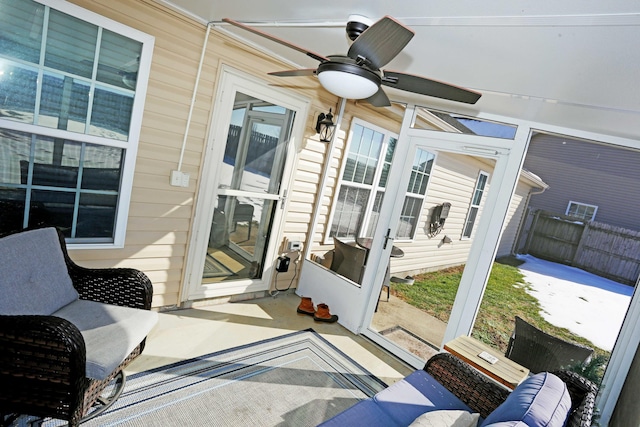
53;299;158;380
0;228;78;315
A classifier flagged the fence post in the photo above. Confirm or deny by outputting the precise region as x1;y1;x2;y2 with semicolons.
572;221;590;267
523;209;541;254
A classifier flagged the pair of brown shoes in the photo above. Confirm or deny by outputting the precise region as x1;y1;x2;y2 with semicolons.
297;297;338;323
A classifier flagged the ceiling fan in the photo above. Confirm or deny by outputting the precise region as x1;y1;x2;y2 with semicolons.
222;15;481;107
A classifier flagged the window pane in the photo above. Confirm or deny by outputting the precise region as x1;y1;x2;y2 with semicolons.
97;29;142;90
45;9;97;78
29;188;74;233
0;188;27;231
365;191;384;237
38;72;90;132
0;61;39;124
463;207;478;238
0;0;43;64
398;196;422;239
77;193;117;238
90;86;133;140
81;145;123;191
413;107;518;139
331;185;370;238
0;130;31;185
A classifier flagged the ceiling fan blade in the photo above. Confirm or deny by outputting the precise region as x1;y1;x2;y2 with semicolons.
364;88;391;107
269;68;317;77
222;18;329;63
347;16;414;70
382;70;482;104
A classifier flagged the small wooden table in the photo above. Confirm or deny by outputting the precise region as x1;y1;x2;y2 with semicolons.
444;335;529;390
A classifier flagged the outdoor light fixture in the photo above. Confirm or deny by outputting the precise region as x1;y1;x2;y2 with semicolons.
441;235;453;244
315;108;336;142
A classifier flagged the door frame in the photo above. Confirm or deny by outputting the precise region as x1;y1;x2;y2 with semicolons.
182;65;309;301
358;105;531;367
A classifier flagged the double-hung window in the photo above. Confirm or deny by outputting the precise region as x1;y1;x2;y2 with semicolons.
0;0;153;246
566;201;598;221
462;171;489;239
328;119;433;242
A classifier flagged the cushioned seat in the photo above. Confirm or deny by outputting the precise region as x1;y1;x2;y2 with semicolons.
0;227;157;426
53;299;157;380
320;352;597;427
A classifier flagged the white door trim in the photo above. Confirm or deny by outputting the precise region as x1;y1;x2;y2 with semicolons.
182;65;309;301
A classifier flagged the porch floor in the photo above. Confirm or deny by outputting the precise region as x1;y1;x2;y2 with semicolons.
126;291;415;386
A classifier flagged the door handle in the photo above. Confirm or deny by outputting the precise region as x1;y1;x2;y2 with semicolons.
383;228;393;249
279;189;288;209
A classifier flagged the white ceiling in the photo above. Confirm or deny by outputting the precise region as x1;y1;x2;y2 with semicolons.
158;0;640;140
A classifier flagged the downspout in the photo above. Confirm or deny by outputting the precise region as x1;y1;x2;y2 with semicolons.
513;184;547;254
171;22;212;186
302;98;347;261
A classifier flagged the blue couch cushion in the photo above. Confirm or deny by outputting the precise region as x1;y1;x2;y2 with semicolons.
480;372;571;427
374;370;474;426
317;398;399;426
0;228;78;315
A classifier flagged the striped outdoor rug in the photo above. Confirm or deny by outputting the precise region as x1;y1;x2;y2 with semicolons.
44;329;386;426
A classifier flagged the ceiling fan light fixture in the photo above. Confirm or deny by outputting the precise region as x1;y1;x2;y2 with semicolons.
317;62;380;99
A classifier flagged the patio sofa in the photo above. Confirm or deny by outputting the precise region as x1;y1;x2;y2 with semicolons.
319;352;597;427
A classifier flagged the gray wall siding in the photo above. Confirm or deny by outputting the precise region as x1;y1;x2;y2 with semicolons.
523;133;640;232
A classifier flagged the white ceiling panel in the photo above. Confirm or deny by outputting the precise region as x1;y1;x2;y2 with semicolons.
157;0;640;140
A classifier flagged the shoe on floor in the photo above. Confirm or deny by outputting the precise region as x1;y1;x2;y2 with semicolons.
313;303;338;323
296;296;315;316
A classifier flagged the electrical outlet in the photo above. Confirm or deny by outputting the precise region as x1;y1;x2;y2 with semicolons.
170;170;190;187
287;240;302;251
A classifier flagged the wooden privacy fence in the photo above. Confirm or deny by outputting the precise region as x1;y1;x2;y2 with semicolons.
524;210;640;285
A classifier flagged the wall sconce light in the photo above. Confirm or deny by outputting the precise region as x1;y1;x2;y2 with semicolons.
315;109;335;142
441;235;453;244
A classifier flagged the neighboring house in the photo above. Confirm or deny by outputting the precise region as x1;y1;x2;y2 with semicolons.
523;132;640;231
0;1;637;423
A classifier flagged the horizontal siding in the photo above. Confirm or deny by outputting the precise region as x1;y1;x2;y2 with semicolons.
524;133;640;231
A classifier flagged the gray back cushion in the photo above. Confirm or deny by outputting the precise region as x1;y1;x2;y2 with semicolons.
0;228;79;315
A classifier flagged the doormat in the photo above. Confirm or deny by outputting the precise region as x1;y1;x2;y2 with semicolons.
202;254;236;278
30;329;386;427
380;325;440;361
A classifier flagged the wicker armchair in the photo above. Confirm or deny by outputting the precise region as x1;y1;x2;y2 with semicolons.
506;316;594;373
0;228;156;426
424;353;597;426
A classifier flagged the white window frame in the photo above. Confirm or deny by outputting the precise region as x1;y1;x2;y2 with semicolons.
565;201;598;221
0;0;154;248
462;170;490;239
395;148;435;241
325;118;399;243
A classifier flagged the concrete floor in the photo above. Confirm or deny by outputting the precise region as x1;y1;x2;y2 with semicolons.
126;291;414;386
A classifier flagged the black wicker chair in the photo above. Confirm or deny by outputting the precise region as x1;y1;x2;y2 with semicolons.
0;228;156;426
424;353;598;426
505;316;594;373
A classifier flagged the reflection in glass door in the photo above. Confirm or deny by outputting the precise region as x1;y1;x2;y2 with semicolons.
203;92;294;283
364;139;500;365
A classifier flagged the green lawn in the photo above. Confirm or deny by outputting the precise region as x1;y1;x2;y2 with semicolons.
392;257;609;383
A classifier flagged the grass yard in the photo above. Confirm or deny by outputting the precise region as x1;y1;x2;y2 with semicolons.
392;257;609;383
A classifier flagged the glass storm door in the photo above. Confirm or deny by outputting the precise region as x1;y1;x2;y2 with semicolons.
360;126;518;369
184;70;306;302
204;93;293;284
